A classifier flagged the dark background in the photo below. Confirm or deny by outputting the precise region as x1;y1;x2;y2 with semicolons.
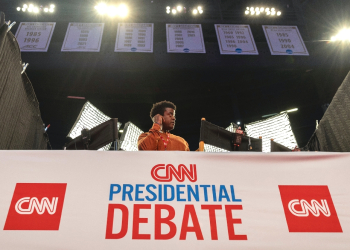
1;0;350;150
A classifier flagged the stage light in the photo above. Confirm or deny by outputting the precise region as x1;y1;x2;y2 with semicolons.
172;9;176;14
265;8;269;12
266;11;270;15
250;7;254;11
49;8;54;12
95;3;107;14
68;101;122;151
120;122;144;151
237;122;241;125
28;8;33;12
199;9;203;14
177;6;182;12
331;29;350;42
166;9;170;14
246;7;249;10
166;6;170;10
29;4;34;8
198;6;202;10
108;6;118;17
271;11;276;15
17;7;21;11
277;11;281;16
33;7;39;13
255;7;259;11
271;8;275;11
245;10;249;15
44;7;48;12
245;112;298;152
23;4;28;8
193;9;198;15
286;108;298;113
22;8;26;12
256;11;260;15
251;11;255;15
260;7;264;12
50;4;55;8
117;4;128;17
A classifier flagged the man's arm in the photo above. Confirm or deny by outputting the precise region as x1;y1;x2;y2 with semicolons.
138;123;161;150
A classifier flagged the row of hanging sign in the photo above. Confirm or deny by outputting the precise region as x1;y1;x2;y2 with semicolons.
15;22;309;56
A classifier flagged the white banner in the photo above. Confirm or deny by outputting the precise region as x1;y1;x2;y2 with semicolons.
1;151;349;249
263;25;309;56
166;24;206;53
61;23;104;52
115;23;153;53
15;22;56;52
215;24;258;55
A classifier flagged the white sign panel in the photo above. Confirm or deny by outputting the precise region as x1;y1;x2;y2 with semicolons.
15;22;56;52
166;24;206;53
0;151;350;250
61;23;104;52
263;25;309;56
215;24;258;55
115;23;153;53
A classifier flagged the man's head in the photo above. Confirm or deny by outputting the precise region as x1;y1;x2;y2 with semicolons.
150;100;176;131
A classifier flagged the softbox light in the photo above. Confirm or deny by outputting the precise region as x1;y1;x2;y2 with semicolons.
245;112;298;152
120;122;144;151
67;101;121;150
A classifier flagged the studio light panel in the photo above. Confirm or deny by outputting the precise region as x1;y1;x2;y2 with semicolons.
245;112;297;152
120;122;144;151
68;101;121;151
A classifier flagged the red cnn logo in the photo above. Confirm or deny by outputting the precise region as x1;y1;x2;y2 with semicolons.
279;185;342;232
151;164;197;182
4;183;67;230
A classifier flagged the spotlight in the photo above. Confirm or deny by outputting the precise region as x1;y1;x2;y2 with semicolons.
271;8;275;11
237;122;241;125
22;8;26;12
166;9;170;14
95;3;107;15
331;28;350;42
177;6;182;12
266;11;270;15
108;6;118;17
172;9;176;14
193;9;198;15
246;7;249;10
245;10;249;15
260;7;264;12
256;11;260;15
17;7;21;11
117;4;128;17
277;11;281;16
44;7;48;12
265;8;269;12
251;11;255;15
50;4;55;8
29;4;34;8
250;7;254;11
286;108;298;113
33;7;39;13
166;6;170;10
199;9;203;14
49;8;54;13
23;4;28;8
28;8;33;12
255;7;259;11
271;11;276;15
198;6;202;10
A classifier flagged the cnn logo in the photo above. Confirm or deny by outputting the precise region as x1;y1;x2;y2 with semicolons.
151;164;197;182
4;183;67;230
279;185;342;232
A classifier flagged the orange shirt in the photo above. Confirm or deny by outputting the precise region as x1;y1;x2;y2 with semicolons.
138;123;190;151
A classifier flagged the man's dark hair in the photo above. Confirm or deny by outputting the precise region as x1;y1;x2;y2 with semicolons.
150;100;176;119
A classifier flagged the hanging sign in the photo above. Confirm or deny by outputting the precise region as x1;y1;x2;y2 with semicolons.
115;23;153;53
166;24;206;53
263;25;309;56
61;23;104;52
215;24;258;55
15;22;56;52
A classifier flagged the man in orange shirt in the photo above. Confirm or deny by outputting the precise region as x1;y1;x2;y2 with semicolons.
138;100;190;151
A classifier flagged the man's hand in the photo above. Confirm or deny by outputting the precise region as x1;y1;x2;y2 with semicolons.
152;114;164;130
